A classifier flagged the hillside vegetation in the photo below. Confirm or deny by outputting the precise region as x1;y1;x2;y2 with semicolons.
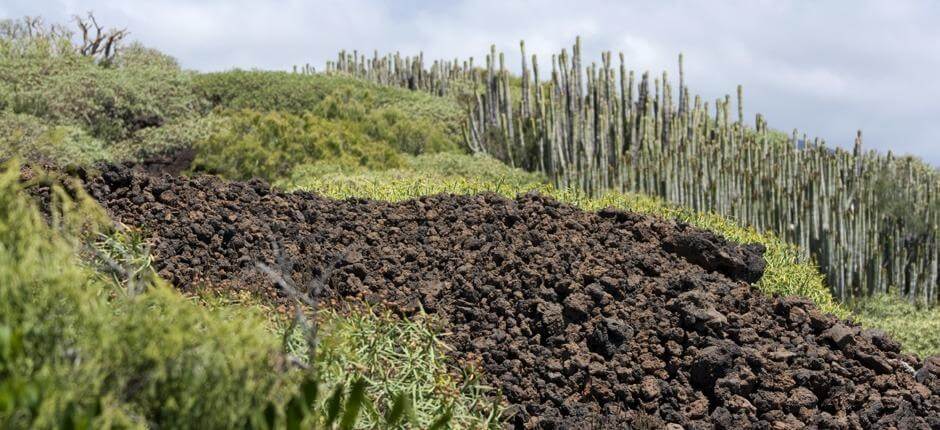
1;15;936;354
1;15;938;428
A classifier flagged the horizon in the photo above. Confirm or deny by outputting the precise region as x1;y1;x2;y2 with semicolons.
2;0;938;165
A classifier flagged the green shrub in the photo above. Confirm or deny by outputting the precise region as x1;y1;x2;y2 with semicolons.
113;114;222;162
310;89;457;155
197;290;498;429
192;109;404;182
0;163;302;428
194;71;465;144
363;108;455;155
0;36;199;143
0;112;111;165
311;308;500;428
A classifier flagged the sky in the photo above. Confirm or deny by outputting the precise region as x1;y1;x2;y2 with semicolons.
2;0;938;164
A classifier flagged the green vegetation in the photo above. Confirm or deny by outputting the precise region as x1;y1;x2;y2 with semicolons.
281;152;545;194
0;165;289;427
314;308;500;428
194;70;465;145
192;109;405;182
188;72;472;181
0;19;203;164
3;13;939;429
851;295;940;357
0;112;109;165
201;291;499;429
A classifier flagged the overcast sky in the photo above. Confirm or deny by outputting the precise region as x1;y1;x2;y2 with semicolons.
2;0;938;164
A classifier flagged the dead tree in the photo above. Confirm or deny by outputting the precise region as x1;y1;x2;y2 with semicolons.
1;16;70;40
73;12;128;64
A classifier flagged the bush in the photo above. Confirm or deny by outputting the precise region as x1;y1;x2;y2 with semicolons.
192;109;404;182
0;112;111;165
0;35;199;143
113;114;222;162
363;108;455;155
309;88;457;155
0;163;299;428
194;71;465;145
308;308;500;428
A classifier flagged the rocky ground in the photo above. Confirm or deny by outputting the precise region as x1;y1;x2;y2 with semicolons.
29;163;940;428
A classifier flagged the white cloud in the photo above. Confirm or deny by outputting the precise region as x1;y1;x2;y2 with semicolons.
1;0;938;164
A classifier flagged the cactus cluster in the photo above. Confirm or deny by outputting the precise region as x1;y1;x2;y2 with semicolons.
323;39;940;306
325;50;478;97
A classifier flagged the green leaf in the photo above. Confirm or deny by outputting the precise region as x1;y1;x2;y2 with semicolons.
324;383;345;425
339;378;367;430
285;396;305;430
263;401;278;429
300;376;318;406
383;393;409;426
428;409;453;430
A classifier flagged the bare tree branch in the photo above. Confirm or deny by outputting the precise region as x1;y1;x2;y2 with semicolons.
72;12;128;64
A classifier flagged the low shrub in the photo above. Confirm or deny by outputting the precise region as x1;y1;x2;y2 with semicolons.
0;41;199;143
191;109;405;182
0;163;297;427
0;112;111;165
312;308;500;428
194;71;465;145
283;152;545;192
113;114;222;162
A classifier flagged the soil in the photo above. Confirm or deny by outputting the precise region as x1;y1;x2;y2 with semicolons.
41;164;940;428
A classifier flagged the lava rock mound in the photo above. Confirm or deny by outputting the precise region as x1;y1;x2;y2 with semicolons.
82;165;939;428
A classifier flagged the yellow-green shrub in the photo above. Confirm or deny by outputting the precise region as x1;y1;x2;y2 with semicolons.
192;109;404;182
194;71;464;148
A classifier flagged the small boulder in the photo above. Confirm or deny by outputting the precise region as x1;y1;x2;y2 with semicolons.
821;323;857;349
690;341;741;391
915;356;940;394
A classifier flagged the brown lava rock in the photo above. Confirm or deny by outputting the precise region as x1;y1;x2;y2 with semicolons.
61;165;940;428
